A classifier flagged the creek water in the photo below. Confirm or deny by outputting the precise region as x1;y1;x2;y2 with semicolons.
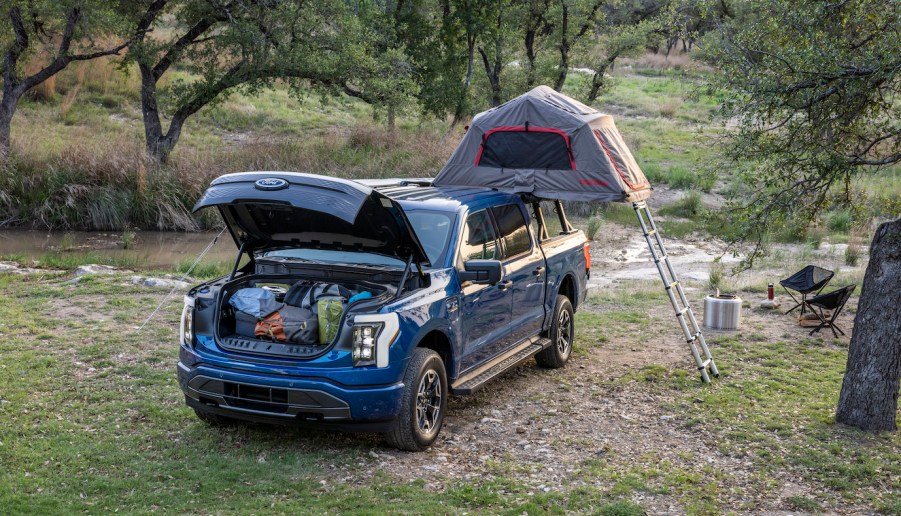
0;229;238;269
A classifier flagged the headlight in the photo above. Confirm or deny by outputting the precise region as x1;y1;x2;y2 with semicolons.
352;313;399;368
181;296;195;346
352;323;382;367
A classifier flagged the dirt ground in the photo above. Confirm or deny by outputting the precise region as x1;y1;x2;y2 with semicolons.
318;297;855;514
308;196;866;513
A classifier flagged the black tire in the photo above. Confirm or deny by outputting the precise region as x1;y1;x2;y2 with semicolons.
384;348;448;452
535;295;574;369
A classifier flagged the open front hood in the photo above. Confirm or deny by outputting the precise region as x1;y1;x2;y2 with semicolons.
193;172;430;266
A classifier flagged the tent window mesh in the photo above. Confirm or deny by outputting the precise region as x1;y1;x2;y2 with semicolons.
478;131;573;170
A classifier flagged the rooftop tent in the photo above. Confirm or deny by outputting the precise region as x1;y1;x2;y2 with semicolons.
433;85;651;202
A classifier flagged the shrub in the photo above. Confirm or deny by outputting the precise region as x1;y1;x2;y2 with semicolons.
641;161;667;184
708;261;726;292
659;191;703;218
121;229;136;250
586;216;603;240
668;166;695;189
825;209;852;233
844;242;860;266
659;101;680;118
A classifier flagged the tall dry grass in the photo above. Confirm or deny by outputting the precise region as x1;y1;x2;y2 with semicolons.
1;121;458;231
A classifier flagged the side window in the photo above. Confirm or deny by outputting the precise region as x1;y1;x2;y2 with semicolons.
491;204;532;259
459;210;499;261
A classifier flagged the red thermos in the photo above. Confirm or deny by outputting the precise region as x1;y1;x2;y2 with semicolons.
767;283;774;300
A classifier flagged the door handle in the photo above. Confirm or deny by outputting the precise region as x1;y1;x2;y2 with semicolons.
533;266;545;276
498;280;513;290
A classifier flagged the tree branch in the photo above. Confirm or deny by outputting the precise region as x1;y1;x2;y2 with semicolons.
56;7;81;57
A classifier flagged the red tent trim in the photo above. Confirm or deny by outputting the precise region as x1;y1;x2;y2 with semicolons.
593;129;649;191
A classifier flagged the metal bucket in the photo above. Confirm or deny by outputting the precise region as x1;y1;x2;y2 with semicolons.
704;294;742;330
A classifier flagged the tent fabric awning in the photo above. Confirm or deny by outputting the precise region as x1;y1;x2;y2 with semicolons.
433;86;651;203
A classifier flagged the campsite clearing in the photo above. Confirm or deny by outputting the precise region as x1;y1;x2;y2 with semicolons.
0;245;896;513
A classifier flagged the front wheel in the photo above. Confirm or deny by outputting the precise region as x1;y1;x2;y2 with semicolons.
535;295;574;368
385;348;448;451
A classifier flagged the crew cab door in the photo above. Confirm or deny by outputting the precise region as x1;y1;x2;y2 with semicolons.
458;209;512;371
490;203;546;347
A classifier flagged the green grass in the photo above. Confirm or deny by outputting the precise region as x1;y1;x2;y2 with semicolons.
0;270;897;514
660;191;704;218
638;334;901;511
0;251;145;270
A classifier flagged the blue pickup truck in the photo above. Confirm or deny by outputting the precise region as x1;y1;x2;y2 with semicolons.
178;171;589;450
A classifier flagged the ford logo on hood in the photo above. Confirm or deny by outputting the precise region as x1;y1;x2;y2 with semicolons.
254;178;288;191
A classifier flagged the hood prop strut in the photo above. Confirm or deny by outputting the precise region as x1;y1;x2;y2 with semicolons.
228;240;247;281
395;254;414;299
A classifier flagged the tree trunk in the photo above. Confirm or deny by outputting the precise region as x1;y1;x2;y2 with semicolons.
139;63;178;164
587;65;608;102
553;2;569;92
524;27;537;88
0;93;16;161
835;217;901;432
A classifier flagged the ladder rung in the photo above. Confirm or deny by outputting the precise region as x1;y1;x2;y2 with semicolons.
635;202;717;383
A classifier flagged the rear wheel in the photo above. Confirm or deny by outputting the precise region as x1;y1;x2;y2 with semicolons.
535;295;574;368
385;348;447;451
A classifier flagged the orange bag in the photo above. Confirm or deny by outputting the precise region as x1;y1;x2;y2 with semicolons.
255;312;287;341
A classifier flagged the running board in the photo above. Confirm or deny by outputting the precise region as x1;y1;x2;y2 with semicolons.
450;338;551;395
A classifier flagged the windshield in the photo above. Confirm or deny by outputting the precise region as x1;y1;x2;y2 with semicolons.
261;209;454;268
405;210;453;266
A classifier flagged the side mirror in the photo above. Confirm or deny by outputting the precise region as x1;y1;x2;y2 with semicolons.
459;259;503;285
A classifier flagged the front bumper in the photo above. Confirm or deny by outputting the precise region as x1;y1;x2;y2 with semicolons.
177;361;404;431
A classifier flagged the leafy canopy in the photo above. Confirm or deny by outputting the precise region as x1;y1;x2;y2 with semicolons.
701;0;901;264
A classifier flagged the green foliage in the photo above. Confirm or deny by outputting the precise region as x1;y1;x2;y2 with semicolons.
701;0;901;267
707;260;725;292
586;216;604;240
825;210;852;233
659;191;704;218
120;229;135;249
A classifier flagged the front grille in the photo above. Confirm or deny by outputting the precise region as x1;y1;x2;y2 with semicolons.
223;382;290;411
185;375;351;421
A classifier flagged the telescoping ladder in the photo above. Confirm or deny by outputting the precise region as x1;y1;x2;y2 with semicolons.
633;201;720;383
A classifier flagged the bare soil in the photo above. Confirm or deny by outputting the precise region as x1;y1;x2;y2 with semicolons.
307;199;867;513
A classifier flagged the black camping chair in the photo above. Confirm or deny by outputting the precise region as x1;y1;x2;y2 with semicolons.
804;284;856;337
779;265;835;315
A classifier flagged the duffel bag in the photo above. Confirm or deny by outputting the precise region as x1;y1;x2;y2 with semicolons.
284;281;314;307
255;305;319;344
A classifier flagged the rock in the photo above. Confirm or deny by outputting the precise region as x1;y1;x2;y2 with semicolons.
368;450;379;459
74;264;119;276
0;261;61;275
660;415;674;421
759;298;781;309
135;276;190;289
